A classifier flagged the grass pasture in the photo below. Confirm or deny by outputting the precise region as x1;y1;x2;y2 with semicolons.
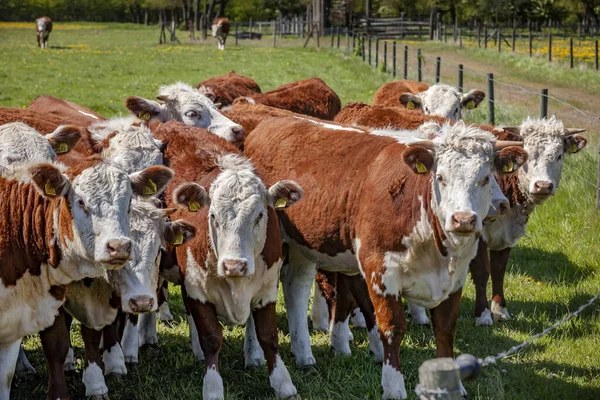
1;23;599;400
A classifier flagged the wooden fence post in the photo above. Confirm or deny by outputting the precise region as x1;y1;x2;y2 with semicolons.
484;27;488;49
596;40;599;70
458;64;464;92
529;27;533;57
331;27;334;47
488;73;495;125
362;35;366;61
497;27;501;52
540;89;548;119
549;33;552;62
512;24;516;52
459;29;462;48
417;48;422;82
404;45;408;79
369;37;372;65
436;56;441;83
384;41;388;72
345;29;348;52
376;39;379;68
477;25;481;48
570;37;574;68
316;24;320;47
393;41;397;77
235;22;238;45
337;27;340;48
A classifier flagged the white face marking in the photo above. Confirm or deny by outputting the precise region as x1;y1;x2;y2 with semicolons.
0;122;57;166
293;116;363;132
419;84;464;120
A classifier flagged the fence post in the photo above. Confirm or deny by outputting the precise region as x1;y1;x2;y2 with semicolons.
597;145;600;209
458;64;464;92
477;25;481;48
393;41;397;77
404;45;408;79
235;22;238;45
376;39;379;68
337;27;340;48
417;48;422;82
272;21;276;47
596;40;599;70
368;37;372;65
487;73;495;125
362;35;365;62
331;27;334;47
345;29;349;52
540;89;548;119
459;29;462;48
444;25;448;43
316;25;320;47
570;37;574;68
484;27;488;49
384;41;388;72
436;57;441;83
418;358;463;400
529;27;533;57
497;27;501;52
512;25;516;52
548;33;552;62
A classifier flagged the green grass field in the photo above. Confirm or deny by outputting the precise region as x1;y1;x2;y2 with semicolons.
1;23;599;400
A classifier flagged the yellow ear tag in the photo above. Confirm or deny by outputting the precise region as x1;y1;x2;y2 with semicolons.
143;178;157;195
45;181;57;196
407;101;415;110
173;233;184;246
139;112;151;121
466;100;476;109
275;198;287;209
502;160;514;173
188;200;201;212
570;143;578;153
55;142;69;154
415;160;428;174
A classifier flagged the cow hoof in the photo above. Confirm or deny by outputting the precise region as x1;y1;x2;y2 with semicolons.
105;373;124;383
124;355;138;365
298;364;318;375
475;309;494;326
491;301;511;322
245;357;266;369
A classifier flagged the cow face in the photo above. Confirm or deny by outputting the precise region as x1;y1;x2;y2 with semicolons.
211;20;223;37
0;123;80;167
503;117;587;205
486;177;509;221
400;85;485;120
403;122;526;240
109;200;195;314
173;155;302;278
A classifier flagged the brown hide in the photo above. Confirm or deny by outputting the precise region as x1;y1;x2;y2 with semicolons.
28;95;105;127
223;101;300;134
0;107;64;134
372;80;430;108
213;18;230;34
233;77;342;120
334;102;446;129
196;72;261;107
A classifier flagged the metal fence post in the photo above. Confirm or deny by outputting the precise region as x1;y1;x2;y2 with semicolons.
596;40;599;70
384;41;387;72
459;29;462;48
345;29;349;52
497;27;501;52
487;73;495;125
417;48;422;82
376;39;379;68
548;33;552;62
512;25;516;52
331;27;334;47
272;21;276;47
337;27;340;48
393;41;397;77
458;64;464;92
436;56;441;83
484;27;488;49
540;88;548;119
235;22;238;45
477;25;481;48
570;37;574;68
362;35;365;61
404;45;408;79
368;37;372;65
529;27;533;57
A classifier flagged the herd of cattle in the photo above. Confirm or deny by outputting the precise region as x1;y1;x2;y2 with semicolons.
0;73;588;400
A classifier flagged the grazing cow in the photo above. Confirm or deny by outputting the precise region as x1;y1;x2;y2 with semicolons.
372;80;485;120
232;77;342;120
125;82;245;146
36;16;52;48
472;117;587;324
196;72;262;107
0;155;170;399
152;121;301;400
212;18;230;50
244;116;526;399
28;95;105;126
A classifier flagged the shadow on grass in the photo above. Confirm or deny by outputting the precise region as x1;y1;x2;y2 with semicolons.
49;46;71;49
510;246;595;284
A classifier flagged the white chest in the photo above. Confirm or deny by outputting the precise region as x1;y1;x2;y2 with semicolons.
64;278;118;330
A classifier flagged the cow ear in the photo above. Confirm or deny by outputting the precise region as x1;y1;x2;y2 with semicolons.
495;146;528;175
268;180;303;209
29;164;70;198
399;93;422;110
564;135;587;154
172;182;209;211
461;89;486;109
130;166;174;197
46;125;81;154
125;96;167;122
164;219;196;247
403;146;434;175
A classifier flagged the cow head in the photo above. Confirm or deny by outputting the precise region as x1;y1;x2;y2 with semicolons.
400;85;485;120
402;122;526;241
0;122;80;166
501;117;587;205
172;155;302;278
42;161;174;272
211;20;224;37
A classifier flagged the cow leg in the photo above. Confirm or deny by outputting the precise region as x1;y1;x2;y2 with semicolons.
158;280;173;324
407;303;430;326
490;248;512;321
244;313;265;368
350;307;367;328
63;312;76;375
280;245;317;369
15;346;36;378
0;338;21;400
102;320;127;380
122;313;139;365
40;307;70;400
138;310;158;347
254;303;297;399
310;275;331;332
80;325;109;399
349;275;383;363
471;237;493;325
330;273;354;356
187;297;224;400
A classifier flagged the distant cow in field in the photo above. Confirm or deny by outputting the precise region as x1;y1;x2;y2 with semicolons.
212;18;230;50
196;72;262;107
372;80;485;120
36;16;53;48
233;77;342;120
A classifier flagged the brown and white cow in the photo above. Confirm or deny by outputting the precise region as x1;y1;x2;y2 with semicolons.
212;18;230;50
152;121;301;400
372;80;485;120
28;95;105;126
36;16;52;48
232;77;342;120
244;116;526;399
196;72;262;108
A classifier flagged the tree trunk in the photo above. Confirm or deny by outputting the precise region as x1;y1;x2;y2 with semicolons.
194;0;200;31
208;0;217;21
144;8;149;26
217;0;228;18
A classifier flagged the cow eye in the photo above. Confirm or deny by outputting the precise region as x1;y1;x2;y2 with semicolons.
557;154;563;160
255;212;263;225
185;110;198;118
481;175;490;186
210;214;219;228
436;174;445;184
77;198;88;214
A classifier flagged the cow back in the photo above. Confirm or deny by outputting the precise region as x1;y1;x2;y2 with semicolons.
372;80;430;107
28;96;105;127
197;72;261;107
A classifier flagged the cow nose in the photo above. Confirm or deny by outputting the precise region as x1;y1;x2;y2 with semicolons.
223;259;248;277
231;125;245;141
106;239;132;261
129;296;154;313
451;212;478;233
533;181;553;194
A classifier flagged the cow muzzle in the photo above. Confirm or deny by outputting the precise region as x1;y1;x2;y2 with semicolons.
222;258;249;277
531;180;554;200
128;295;155;313
449;212;479;235
102;238;132;268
